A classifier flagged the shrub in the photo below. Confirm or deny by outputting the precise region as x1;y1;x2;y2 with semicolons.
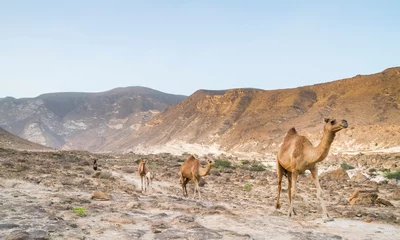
214;159;233;169
249;162;266;172
340;162;355;170
72;206;87;217
384;168;400;180
243;184;252;192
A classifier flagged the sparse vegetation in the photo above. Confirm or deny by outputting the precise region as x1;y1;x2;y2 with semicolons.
384;168;400;180
340;162;355;170
72;206;87;217
248;162;266;172
214;159;234;169
243;184;252;191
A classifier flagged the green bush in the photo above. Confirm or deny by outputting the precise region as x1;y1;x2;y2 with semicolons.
249;162;266;172
214;159;233;169
72;207;87;217
340;162;355;170
384;168;400;180
243;184;252;192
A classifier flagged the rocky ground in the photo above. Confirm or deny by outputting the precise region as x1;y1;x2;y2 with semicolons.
0;148;399;240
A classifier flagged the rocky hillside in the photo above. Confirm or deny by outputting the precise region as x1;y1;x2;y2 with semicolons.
104;67;400;157
0;127;50;151
0;87;186;151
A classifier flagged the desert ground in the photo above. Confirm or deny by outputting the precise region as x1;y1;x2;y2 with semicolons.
0;148;399;240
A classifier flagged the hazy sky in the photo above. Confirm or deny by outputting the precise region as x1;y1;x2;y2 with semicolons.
1;1;399;98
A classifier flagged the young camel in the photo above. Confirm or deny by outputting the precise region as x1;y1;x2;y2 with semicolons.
179;155;215;199
145;171;153;190
137;159;148;192
275;118;348;221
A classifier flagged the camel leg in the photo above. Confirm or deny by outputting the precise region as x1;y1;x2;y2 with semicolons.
196;178;202;200
275;162;283;209
140;176;143;191
192;179;198;199
288;171;298;217
310;167;333;222
182;178;189;197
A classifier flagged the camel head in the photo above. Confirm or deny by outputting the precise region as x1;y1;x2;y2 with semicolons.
323;118;348;133
207;159;215;167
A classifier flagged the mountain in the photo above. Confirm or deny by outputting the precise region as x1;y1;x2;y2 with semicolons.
103;67;400;157
0;127;51;151
0;87;186;151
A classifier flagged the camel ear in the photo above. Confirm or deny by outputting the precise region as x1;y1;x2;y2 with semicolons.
324;118;330;123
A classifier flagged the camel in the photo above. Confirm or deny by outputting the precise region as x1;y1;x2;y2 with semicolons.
93;158;98;171
145;171;153;190
137;159;148;192
275;118;348;221
179;155;215;199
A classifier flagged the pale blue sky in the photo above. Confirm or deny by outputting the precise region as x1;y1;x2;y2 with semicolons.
1;1;399;98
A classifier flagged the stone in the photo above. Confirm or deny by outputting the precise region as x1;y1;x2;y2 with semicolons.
320;168;350;182
91;191;111;201
350;172;368;183
29;230;48;240
0;223;19;230
126;201;140;209
6;230;30;240
349;189;378;206
376;198;394;207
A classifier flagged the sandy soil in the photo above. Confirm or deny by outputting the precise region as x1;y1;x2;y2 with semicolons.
0;149;399;240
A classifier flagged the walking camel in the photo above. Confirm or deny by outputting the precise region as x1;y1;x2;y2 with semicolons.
179;155;215;199
275;118;348;221
137;159;149;192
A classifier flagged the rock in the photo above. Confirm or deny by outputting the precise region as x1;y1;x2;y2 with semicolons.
376;198;394;207
0;223;19;230
29;230;48;240
349;189;378;206
126;201;140;209
91;191;111;201
6;230;30;240
350;172;368;183
320;168;350;182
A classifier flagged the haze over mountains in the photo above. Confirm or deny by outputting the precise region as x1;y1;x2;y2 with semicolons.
1;68;400;157
0;87;186;151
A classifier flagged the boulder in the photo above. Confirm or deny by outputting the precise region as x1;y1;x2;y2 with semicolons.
320;168;350;181
91;191;111;201
349;189;378;206
350;172;368;183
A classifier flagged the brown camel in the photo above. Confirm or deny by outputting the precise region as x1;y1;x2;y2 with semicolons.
275;118;348;221
137;159;148;192
179;155;215;199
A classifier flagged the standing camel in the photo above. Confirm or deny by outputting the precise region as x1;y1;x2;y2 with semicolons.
275;118;348;221
137;159;148;192
179;155;215;199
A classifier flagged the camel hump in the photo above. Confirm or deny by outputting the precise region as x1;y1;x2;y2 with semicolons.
287;127;297;135
188;155;196;161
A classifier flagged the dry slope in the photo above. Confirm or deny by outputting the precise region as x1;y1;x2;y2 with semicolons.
105;67;400;156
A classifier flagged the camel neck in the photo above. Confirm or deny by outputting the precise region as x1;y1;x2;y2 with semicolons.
313;130;335;164
199;163;212;177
